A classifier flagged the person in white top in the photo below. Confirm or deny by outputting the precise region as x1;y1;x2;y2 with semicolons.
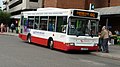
11;23;15;33
100;26;109;53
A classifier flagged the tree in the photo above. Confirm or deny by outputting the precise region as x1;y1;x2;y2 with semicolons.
0;11;11;25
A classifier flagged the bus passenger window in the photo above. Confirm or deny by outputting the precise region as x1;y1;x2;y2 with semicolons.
56;16;67;33
34;16;39;29
48;16;56;31
62;25;66;33
28;16;34;29
34;23;38;29
48;23;53;31
39;17;48;30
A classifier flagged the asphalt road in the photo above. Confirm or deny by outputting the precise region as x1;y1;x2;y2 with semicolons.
0;35;120;67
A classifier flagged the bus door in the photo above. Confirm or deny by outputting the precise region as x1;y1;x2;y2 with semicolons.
20;15;26;34
20;16;34;34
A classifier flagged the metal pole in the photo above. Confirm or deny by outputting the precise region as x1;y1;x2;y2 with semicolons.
106;18;108;29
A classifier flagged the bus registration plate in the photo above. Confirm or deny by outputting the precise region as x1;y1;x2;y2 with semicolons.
81;48;88;50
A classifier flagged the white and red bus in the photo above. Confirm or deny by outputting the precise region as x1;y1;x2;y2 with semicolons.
19;8;100;51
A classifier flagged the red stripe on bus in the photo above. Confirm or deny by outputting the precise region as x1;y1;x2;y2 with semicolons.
19;34;98;51
31;36;48;46
19;34;27;41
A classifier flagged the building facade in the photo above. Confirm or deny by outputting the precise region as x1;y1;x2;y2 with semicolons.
3;0;43;18
3;0;43;28
94;0;120;33
3;0;120;33
44;0;85;9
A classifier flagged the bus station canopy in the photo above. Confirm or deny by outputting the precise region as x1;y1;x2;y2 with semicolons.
10;14;21;19
95;6;120;15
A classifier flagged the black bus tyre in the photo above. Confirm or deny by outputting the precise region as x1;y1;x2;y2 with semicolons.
27;35;31;43
48;39;54;50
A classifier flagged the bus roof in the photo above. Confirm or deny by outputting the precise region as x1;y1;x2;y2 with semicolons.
37;7;63;11
22;7;98;14
21;8;99;19
36;7;98;12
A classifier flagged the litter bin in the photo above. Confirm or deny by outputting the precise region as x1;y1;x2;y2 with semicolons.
112;36;117;44
111;39;114;45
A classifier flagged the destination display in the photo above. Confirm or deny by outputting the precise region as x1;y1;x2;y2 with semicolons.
73;10;98;18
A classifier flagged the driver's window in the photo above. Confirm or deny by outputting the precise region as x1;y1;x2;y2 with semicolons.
76;19;88;35
68;19;76;34
76;20;84;34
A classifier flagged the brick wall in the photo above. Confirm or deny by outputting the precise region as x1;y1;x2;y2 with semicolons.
44;0;85;9
110;0;120;6
83;0;109;9
44;0;57;7
94;0;120;8
44;0;120;9
57;0;85;9
94;0;109;8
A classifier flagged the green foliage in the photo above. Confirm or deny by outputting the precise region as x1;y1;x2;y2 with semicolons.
0;11;11;24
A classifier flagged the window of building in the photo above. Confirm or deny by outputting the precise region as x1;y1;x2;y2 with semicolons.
9;0;22;9
30;0;38;2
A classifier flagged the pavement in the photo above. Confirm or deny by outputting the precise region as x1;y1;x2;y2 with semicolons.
0;32;18;36
0;32;120;60
91;45;120;60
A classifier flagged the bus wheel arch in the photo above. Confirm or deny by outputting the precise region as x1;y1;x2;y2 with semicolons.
27;33;31;43
47;37;54;49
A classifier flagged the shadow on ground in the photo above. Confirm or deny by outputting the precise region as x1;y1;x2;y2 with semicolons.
22;41;93;54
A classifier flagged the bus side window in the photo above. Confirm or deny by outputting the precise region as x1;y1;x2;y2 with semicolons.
34;16;39;29
48;16;56;32
56;16;67;33
39;17;48;30
61;25;66;33
28;16;34;29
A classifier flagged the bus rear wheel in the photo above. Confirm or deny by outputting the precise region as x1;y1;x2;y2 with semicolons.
48;39;54;49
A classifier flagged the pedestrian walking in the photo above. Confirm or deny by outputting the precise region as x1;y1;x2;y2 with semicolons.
4;24;7;32
0;23;4;33
100;26;109;53
11;23;15;33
